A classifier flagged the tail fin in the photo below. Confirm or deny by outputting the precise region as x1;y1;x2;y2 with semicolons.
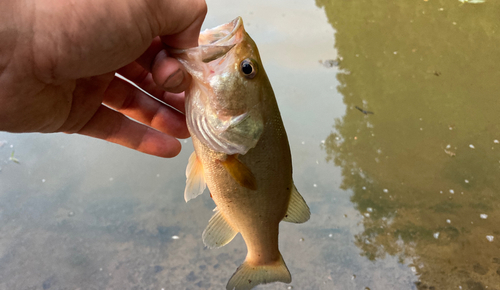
226;253;291;290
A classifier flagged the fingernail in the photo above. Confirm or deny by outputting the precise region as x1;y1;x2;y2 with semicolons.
163;69;184;89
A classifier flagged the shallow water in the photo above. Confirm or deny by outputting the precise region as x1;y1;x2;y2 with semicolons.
1;0;499;289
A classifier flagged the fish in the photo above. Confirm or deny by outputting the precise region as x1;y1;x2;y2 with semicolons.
169;17;310;290
355;106;374;115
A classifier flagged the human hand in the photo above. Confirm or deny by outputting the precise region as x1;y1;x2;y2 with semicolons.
0;0;207;157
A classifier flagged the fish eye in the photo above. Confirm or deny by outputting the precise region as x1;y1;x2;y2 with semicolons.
240;59;258;79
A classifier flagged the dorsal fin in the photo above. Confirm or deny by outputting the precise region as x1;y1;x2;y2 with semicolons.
184;151;206;202
202;208;238;248
219;155;257;190
283;185;310;223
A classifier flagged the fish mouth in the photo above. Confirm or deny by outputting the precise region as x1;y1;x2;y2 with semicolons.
199;17;243;46
166;17;243;63
199;17;243;63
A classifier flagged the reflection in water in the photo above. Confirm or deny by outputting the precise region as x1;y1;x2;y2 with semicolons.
317;0;500;289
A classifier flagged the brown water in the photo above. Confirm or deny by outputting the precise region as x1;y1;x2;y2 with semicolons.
0;0;499;289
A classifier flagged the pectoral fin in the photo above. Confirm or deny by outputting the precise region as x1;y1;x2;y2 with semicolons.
203;208;238;248
184;151;206;202
283;185;310;223
219;155;257;190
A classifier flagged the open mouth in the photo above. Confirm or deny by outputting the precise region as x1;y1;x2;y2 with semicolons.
199;17;242;46
199;17;243;63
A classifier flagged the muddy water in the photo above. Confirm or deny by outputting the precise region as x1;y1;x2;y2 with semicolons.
317;0;500;289
0;0;498;290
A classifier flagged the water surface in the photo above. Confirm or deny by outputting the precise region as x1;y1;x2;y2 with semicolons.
0;0;499;289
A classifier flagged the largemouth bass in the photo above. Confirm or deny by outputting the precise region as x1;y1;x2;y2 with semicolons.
170;17;310;290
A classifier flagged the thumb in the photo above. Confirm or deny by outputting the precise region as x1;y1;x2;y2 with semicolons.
149;0;207;48
27;0;206;79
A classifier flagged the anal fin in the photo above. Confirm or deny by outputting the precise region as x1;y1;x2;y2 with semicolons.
184;151;206;202
202;208;238;248
219;155;257;190
283;185;310;223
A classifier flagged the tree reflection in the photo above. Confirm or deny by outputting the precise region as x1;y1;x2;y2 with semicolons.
317;0;500;288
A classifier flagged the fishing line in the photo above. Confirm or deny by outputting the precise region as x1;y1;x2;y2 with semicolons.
115;73;185;115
